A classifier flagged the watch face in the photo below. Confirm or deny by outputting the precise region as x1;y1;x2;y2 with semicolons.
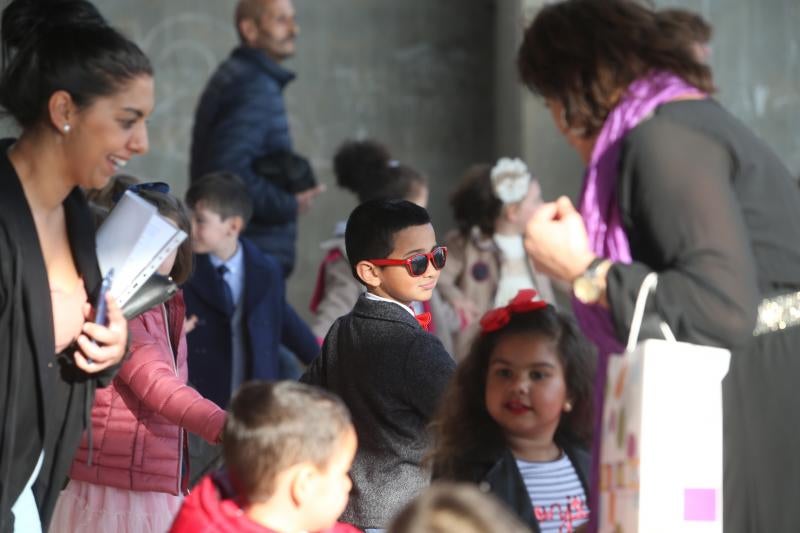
573;276;600;304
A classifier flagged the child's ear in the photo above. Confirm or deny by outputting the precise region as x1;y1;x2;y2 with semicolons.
227;215;244;235
288;463;316;507
355;260;382;289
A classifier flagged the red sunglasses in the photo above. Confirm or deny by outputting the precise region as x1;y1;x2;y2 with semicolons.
369;246;448;277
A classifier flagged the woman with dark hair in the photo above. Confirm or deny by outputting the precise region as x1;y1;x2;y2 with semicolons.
517;1;800;531
0;0;153;530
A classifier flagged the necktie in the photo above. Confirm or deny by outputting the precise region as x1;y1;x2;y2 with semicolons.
217;264;234;314
415;311;432;331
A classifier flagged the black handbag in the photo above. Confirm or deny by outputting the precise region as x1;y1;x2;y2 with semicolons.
252;149;317;193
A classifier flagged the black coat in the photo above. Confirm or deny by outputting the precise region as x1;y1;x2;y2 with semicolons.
301;295;456;529
436;440;590;532
0;139;115;530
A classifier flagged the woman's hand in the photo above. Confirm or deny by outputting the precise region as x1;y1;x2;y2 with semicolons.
524;196;596;282
451;297;481;329
74;292;128;373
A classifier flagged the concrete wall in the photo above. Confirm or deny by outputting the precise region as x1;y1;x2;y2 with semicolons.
502;0;800;210
10;0;496;318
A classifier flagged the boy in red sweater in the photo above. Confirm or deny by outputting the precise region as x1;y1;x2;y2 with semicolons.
170;381;359;533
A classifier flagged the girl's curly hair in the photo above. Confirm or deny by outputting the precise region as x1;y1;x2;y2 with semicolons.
429;306;596;477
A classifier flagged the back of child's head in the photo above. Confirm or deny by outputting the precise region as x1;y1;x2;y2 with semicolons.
86;173;140;210
345;199;431;282
388;482;529;533
334;139;428;205
450;158;536;238
184;172;253;227
136;187;193;285
450;164;502;237
223;380;353;504
429;296;595;476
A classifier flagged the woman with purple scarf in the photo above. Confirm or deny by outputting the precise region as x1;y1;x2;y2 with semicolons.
517;1;800;532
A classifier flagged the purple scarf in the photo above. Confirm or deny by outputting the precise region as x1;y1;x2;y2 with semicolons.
574;71;705;356
575;72;705;533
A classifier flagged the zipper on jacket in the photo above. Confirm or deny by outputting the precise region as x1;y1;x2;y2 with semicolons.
161;304;184;494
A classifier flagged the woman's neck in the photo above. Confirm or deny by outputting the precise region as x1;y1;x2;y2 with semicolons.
9;130;75;213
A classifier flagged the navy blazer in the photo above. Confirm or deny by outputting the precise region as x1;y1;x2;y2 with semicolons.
183;238;318;408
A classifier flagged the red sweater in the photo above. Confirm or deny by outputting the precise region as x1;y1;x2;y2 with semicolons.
170;472;361;533
69;292;226;494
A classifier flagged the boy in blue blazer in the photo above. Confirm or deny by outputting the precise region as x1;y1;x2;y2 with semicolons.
184;172;318;409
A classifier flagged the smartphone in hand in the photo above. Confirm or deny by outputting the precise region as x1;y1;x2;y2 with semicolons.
87;268;115;364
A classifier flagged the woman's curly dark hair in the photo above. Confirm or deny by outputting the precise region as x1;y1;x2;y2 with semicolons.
450;164;503;238
517;0;714;138
429;306;596;478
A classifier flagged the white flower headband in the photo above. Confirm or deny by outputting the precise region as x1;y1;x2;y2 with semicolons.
490;157;531;204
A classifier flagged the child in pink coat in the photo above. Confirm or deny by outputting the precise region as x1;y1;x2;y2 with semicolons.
50;187;226;533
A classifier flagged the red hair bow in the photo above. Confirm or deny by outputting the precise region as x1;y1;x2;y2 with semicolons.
479;289;548;334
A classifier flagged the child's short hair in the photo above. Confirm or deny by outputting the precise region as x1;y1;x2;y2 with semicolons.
388;482;529;533
185;172;254;226
223;381;353;503
334;139;428;204
429;305;596;477
450;164;503;238
137;188;193;285
345;199;431;282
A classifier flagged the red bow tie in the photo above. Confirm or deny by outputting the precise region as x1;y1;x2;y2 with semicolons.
415;311;432;331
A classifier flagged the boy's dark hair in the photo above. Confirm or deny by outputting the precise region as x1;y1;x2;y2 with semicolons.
136;189;193;285
0;0;152;129
223;381;353;502
185;172;254;226
334;139;428;204
450;164;503;238
345;199;431;283
428;306;596;478
389;482;529;533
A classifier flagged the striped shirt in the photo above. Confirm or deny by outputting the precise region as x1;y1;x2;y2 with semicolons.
516;453;589;533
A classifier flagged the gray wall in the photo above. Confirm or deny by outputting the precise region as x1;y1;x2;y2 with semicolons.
3;0;796;316
51;0;496;319
507;0;800;208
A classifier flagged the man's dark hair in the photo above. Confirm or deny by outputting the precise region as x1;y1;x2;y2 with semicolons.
223;381;352;502
345;199;431;283
185;172;254;226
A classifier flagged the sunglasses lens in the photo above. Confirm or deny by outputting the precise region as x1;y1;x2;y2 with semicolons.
432;247;447;269
409;255;429;276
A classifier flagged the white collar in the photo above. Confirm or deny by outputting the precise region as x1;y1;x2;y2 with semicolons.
364;292;416;317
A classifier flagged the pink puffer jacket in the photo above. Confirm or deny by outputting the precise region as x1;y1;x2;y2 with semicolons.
69;291;226;495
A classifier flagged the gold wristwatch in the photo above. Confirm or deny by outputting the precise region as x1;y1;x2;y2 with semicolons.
572;257;612;305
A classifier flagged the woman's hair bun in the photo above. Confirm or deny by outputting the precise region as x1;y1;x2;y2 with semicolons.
333;139;392;195
2;0;106;55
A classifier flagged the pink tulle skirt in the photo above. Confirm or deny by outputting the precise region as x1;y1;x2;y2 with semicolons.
48;480;183;533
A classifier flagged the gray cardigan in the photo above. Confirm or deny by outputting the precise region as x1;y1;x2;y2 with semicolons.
301;294;455;529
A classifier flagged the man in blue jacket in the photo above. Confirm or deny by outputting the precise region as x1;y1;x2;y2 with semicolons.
190;0;324;277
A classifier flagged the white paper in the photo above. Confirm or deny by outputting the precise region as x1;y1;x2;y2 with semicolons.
96;191;187;306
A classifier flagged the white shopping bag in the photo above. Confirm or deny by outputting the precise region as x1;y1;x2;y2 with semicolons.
599;273;730;533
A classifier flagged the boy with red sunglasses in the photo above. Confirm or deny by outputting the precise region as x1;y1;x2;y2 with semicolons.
301;199;456;532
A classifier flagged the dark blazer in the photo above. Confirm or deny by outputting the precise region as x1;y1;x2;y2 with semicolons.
190;46;299;276
0;138;115;530
436;440;591;532
184;238;318;408
301;295;456;529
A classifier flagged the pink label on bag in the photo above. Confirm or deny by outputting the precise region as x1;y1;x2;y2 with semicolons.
684;488;716;521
